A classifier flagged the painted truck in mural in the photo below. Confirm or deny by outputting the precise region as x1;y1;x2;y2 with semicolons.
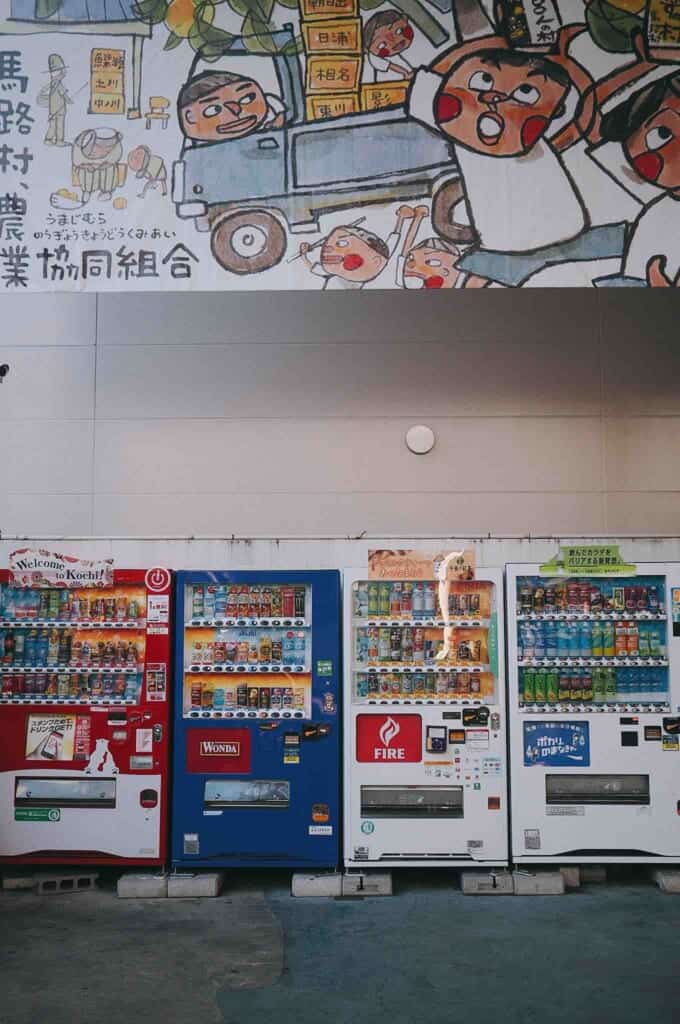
172;26;463;275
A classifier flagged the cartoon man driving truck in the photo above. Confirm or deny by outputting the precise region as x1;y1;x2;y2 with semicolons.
178;70;287;143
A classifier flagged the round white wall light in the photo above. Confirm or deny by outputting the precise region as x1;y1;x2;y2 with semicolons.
405;424;435;455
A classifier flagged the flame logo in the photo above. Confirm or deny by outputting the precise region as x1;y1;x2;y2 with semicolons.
378;716;400;747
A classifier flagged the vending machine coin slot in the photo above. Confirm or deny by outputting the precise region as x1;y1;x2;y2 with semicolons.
426;725;447;754
140;788;158;808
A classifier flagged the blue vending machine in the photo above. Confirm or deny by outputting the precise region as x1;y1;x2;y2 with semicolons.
171;570;341;868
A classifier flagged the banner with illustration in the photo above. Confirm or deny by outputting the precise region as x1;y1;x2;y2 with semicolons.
2;0;680;291
9;548;114;588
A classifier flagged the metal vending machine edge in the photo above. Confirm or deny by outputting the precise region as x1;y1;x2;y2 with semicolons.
171;569;341;869
0;566;173;867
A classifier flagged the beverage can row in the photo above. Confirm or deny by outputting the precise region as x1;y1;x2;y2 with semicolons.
0;588;142;622
1;670;140;699
190;585;306;620
354;582;438;619
518;579;663;616
520;666;667;703
356;670;484;699
189;631;305;666
518;620;665;659
189;682;306;711
0;628;140;668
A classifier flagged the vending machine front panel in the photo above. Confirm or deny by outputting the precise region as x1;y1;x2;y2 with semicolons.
343;568;508;867
0;568;172;865
171;570;340;868
507;562;680;863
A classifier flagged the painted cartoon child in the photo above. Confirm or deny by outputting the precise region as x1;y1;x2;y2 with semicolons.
599;72;680;287
128;146;168;198
364;10;415;83
178;71;286;143
299;207;416;289
406;34;627;287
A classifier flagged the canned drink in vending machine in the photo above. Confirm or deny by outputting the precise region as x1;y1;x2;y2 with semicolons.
282;687;294;708
294;587;306;618
522;668;535;703
282;587;295;618
259;687;271;710
270;587;283;618
249;587;261;619
247;687;259;708
270;687;283;709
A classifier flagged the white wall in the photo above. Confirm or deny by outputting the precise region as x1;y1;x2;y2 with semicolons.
2;288;679;541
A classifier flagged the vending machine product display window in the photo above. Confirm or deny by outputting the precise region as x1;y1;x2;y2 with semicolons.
171;571;340;869
344;570;508;868
507;563;680;864
0;569;172;866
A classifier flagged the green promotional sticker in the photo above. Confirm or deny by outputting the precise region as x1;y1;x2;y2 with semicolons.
15;808;60;822
317;660;333;676
540;545;636;577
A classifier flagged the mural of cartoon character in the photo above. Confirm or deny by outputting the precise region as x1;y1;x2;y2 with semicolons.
72;127;125;203
299;206;421;289
128;145;168;197
598;71;680;287
407;31;628;286
178;70;287;144
37;53;72;147
364;10;415;82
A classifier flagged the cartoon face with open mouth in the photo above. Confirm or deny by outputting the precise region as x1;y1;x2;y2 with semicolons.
403;243;461;288
433;50;569;157
320;227;389;282
370;16;414;59
182;78;269;142
623;90;680;190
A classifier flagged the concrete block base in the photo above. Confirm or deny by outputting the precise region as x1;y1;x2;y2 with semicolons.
2;873;36;891
167;872;224;898
117;873;168;899
560;867;581;889
342;872;392;897
462;870;514;895
580;865;607;884
652;869;680;894
292;873;342;897
513;871;565;895
34;871;98;895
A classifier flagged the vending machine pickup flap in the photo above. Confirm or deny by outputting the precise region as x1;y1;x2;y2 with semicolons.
545;774;650;806
361;785;463;819
15;776;116;809
203;779;290;809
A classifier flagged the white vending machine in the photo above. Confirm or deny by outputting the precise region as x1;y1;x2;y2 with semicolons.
507;561;680;864
343;568;508;868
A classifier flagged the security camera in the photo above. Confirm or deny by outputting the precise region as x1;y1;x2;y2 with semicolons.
0;364;9;382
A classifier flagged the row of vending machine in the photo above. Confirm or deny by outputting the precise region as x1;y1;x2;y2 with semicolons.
1;563;680;872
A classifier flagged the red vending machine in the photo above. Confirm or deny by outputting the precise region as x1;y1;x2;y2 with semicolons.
0;554;172;866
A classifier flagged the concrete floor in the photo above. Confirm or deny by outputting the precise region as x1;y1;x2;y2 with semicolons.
1;870;678;1024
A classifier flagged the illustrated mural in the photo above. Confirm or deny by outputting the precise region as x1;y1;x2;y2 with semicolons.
1;0;680;290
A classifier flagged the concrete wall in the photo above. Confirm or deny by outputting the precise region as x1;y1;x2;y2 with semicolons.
2;288;679;540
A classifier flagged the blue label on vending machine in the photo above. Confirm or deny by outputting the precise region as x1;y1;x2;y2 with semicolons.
523;721;590;767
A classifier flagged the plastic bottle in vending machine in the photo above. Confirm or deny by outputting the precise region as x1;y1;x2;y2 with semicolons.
546;670;559;704
214;586;227;618
378;583;391;618
354;584;368;618
401;582;413;618
567;622;580;659
522;667;535;703
378;628;391;662
424;583;436;619
412;583;424;619
356;629;369;664
533;621;545;660
615;621;628;657
390;627;402;662
390;583;402;619
544;621;558;659
294;632;306;664
191;585;204;618
250;587;262;619
413;628;424;663
204;586;216;618
557;621;570;657
519;621;535;659
591;621;603;658
602;621;615;657
626;621;639;656
579;621;592;658
282;586;295;618
283;631;296;664
401;627;413;663
367;583;379;618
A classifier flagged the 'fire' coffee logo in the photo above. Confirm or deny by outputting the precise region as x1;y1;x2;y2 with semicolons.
356;714;421;763
378;717;400;748
200;740;240;757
